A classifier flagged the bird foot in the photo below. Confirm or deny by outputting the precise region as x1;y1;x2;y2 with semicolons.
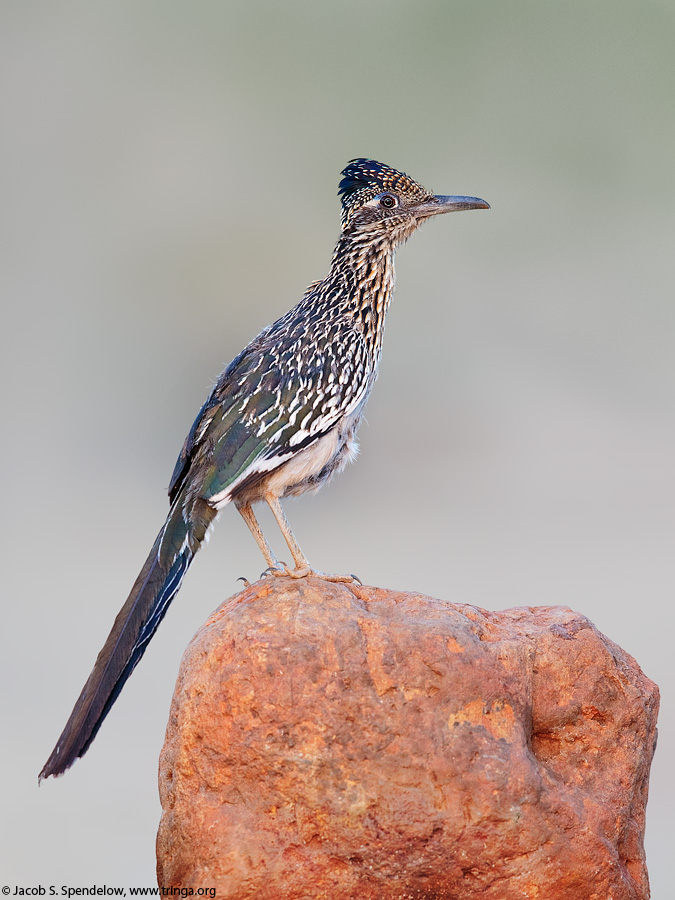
261;563;361;584
286;564;361;584
316;570;362;584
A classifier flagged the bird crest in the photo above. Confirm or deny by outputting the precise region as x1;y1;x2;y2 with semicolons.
338;158;433;228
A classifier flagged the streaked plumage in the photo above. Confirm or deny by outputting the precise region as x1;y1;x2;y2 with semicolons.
40;159;488;779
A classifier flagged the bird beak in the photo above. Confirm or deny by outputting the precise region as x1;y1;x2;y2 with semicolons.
417;195;490;217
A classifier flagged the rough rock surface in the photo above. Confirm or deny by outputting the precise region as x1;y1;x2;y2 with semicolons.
156;578;659;899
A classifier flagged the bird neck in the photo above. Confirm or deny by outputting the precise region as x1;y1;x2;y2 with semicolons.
328;231;397;359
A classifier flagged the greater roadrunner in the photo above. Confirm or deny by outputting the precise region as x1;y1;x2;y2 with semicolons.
40;159;488;779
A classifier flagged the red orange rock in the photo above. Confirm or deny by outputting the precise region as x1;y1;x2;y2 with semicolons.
156;578;658;899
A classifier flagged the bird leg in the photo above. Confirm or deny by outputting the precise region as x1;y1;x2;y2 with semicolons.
264;494;311;570
235;500;286;575
264;493;358;584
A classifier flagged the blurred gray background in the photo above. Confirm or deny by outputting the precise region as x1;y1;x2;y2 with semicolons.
1;0;673;893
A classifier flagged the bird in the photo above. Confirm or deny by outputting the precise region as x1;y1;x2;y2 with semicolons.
40;159;488;780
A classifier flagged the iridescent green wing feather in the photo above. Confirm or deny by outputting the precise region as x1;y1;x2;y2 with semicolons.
171;317;372;506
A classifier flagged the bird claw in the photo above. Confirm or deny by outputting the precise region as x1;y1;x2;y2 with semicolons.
260;562;289;579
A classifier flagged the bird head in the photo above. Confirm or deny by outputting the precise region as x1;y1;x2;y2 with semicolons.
338;158;489;241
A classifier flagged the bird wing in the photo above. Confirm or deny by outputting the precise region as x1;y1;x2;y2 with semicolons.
168;388;225;503
169;317;372;508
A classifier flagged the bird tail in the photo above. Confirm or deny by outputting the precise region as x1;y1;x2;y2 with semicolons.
39;496;216;780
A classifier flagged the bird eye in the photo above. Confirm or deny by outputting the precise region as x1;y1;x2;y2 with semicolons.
379;194;397;209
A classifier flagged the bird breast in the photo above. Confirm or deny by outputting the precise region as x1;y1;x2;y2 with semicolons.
260;408;362;500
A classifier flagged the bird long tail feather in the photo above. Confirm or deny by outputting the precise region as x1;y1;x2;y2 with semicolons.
39;497;216;780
